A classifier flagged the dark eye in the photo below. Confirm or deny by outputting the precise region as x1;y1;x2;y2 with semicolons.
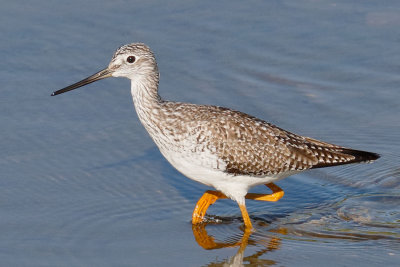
127;56;136;63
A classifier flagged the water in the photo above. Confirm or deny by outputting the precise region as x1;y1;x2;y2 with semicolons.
1;0;399;266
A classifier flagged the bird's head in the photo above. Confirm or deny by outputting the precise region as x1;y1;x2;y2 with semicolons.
51;43;158;96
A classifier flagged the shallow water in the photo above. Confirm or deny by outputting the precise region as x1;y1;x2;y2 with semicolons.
1;0;399;266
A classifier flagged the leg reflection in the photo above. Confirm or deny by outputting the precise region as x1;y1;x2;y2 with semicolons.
192;223;284;266
192;223;251;250
192;223;282;251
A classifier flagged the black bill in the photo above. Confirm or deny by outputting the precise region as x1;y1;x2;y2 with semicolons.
51;68;112;96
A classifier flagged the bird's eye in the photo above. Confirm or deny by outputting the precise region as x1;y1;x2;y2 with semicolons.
127;56;136;63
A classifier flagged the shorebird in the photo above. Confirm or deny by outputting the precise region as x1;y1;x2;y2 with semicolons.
52;43;379;229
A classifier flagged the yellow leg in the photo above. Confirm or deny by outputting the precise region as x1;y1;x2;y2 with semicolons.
192;183;284;227
245;183;284;202
192;190;227;224
239;203;253;229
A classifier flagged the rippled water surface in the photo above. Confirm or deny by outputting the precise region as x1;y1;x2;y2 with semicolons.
1;1;399;266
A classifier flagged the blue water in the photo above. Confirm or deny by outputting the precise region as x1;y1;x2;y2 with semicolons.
1;1;399;266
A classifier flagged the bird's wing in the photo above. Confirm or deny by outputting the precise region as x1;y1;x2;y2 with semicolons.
193;106;378;176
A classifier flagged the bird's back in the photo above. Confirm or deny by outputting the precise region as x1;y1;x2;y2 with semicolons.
151;102;379;177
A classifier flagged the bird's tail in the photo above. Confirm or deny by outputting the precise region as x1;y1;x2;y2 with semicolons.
311;148;380;169
340;148;380;163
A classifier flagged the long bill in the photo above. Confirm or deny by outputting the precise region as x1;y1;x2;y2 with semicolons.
51;68;112;96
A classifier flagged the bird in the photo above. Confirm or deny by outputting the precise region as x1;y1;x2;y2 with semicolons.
52;43;380;229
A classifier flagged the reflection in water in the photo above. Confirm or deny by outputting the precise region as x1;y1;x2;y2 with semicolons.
192;223;282;266
192;196;400;266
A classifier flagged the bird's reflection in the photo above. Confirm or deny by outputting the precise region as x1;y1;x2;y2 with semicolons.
192;222;285;266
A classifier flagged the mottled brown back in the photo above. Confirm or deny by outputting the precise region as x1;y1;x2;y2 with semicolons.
160;103;379;177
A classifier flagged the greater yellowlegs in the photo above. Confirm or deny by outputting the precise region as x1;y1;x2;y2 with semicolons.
52;43;380;229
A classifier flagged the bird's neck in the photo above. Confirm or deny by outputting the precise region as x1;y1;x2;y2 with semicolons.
130;71;161;106
130;72;163;132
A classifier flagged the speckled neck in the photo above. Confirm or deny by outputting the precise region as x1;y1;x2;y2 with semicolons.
130;71;164;137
